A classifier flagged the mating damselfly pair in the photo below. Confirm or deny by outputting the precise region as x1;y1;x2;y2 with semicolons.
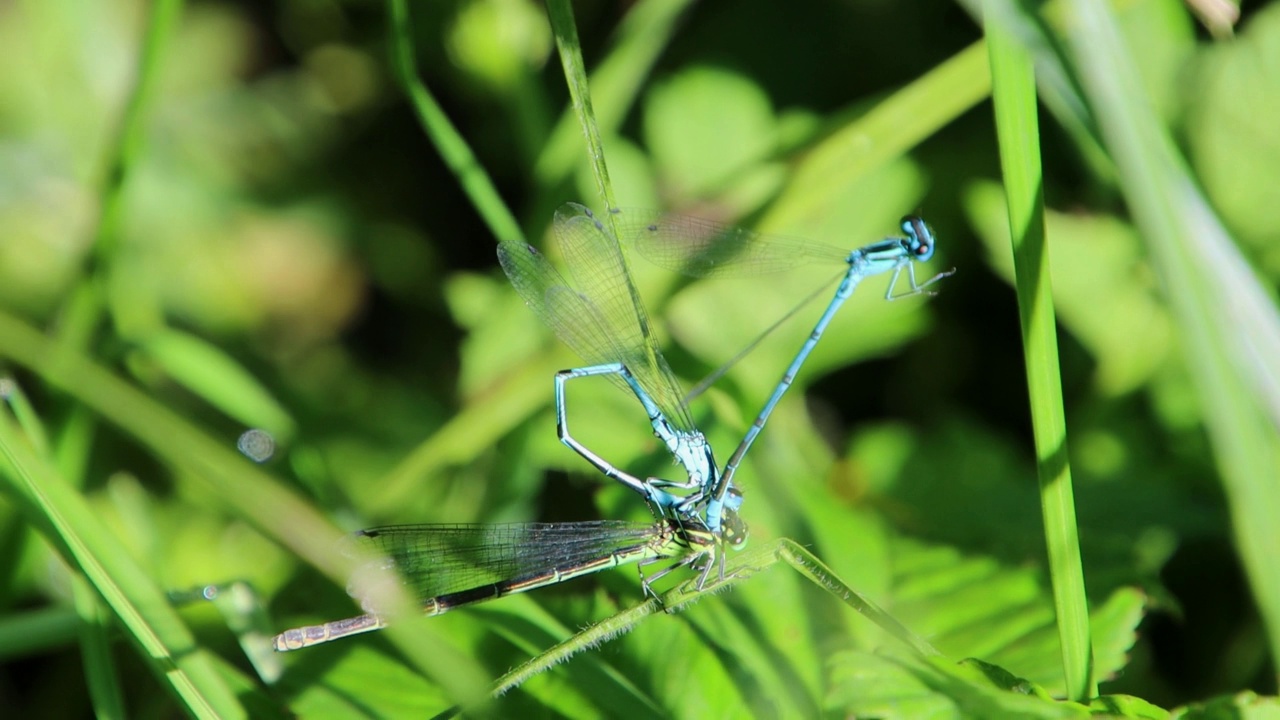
273;203;952;652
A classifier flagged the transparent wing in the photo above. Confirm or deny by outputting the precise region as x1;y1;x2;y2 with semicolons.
552;204;695;432
347;521;667;602
611;208;849;277
498;202;696;433
498;239;634;401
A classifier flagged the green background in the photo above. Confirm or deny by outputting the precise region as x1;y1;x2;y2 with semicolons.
0;0;1277;717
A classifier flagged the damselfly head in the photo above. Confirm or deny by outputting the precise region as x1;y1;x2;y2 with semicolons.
900;215;936;262
722;507;749;550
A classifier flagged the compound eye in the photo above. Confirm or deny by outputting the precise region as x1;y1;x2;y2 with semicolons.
722;512;749;549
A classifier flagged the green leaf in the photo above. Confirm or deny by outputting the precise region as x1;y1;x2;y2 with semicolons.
280;643;449;719
888;537;1143;698
643;66;777;198
1092;694;1171;718
1171;692;1280;720
826;651;1092;718
1185;3;1280;259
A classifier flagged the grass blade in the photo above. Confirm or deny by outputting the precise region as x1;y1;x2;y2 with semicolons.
0;309;491;707
534;0;694;187
546;0;618;211
1065;0;1280;674
985;2;1094;701
0;409;246;718
767;40;990;227
385;0;524;246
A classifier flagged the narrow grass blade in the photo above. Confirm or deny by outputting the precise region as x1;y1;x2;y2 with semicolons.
5;381;129;714
985;2;1094;701
141;329;296;442
1065;0;1280;673
0;310;491;706
0;607;79;661
71;573;127;720
58;0;185;352
0;410;246;718
385;0;524;246
546;0;619;212
767;41;990;228
534;0;694;187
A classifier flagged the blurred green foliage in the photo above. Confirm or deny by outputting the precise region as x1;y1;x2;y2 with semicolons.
0;0;1278;717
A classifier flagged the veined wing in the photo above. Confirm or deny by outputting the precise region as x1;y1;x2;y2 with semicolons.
612;208;849;278
347;520;678;603
551;204;696;433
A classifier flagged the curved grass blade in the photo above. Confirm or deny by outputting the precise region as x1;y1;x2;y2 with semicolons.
0;409;247;718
